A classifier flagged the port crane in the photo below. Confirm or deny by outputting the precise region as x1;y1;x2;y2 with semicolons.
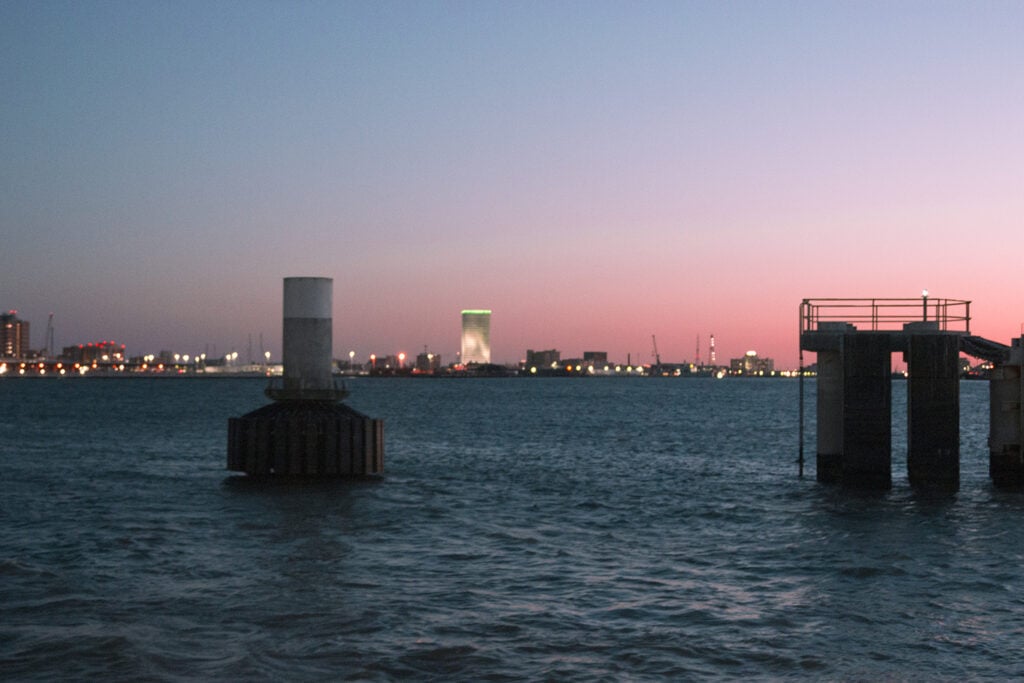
43;313;54;358
651;334;662;375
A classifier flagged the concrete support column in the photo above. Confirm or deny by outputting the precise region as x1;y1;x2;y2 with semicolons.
841;333;892;488
816;349;844;483
990;337;1024;488
907;334;960;490
282;277;333;395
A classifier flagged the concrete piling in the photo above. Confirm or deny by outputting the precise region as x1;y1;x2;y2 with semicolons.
800;297;1024;491
803;324;893;488
280;277;334;396
227;277;384;477
906;333;960;490
815;349;843;483
840;333;892;489
990;337;1023;488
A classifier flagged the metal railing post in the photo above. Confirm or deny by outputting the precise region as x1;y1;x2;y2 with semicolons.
798;302;805;478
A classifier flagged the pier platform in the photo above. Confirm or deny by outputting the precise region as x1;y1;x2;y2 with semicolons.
798;297;1021;490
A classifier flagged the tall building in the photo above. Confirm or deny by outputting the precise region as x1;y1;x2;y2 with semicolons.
461;309;491;365
1;310;29;358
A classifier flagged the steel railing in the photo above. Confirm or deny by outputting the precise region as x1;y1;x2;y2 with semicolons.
800;297;971;335
796;296;971;478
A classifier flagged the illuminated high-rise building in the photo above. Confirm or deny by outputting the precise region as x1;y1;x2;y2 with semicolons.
461;310;491;365
1;310;29;359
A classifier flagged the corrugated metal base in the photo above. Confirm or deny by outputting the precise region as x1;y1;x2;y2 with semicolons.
227;401;383;476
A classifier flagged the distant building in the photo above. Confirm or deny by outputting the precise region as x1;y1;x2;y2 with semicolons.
461;310;491;365
1;311;29;358
730;350;774;375
583;351;607;364
415;351;442;373
526;349;560;368
63;341;126;364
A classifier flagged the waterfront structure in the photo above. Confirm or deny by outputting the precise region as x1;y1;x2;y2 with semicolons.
228;277;383;477
415;351;442;373
461;309;491;365
583;351;608;364
62;341;126;364
990;337;1024;487
799;296;1021;491
526;349;560;368
730;351;774;375
1;311;29;358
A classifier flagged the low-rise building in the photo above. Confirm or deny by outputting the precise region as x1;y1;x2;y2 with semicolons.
526;349;560;368
415;351;442;373
730;350;774;376
62;341;126;364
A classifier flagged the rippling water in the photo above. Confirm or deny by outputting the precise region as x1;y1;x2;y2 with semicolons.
2;377;1023;680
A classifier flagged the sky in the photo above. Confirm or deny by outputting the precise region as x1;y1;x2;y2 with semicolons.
3;1;1023;368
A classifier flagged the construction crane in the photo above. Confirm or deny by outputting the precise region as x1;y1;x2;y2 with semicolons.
651;334;662;375
44;313;54;358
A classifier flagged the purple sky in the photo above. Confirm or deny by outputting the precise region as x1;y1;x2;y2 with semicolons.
3;1;1023;367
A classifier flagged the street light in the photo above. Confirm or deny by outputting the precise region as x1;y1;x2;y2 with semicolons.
348;350;355;374
922;289;929;321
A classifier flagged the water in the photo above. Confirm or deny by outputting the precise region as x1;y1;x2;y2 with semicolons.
2;377;1023;680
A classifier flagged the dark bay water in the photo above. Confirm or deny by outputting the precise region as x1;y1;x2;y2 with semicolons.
2;377;1023;680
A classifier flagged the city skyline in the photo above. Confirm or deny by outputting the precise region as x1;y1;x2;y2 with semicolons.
1;305;761;370
3;2;1024;367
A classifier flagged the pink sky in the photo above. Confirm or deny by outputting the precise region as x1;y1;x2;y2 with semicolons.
3;3;1022;368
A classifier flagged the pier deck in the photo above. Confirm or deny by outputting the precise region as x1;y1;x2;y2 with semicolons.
798;297;1021;490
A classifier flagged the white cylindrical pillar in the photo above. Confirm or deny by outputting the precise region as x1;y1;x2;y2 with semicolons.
282;277;333;394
